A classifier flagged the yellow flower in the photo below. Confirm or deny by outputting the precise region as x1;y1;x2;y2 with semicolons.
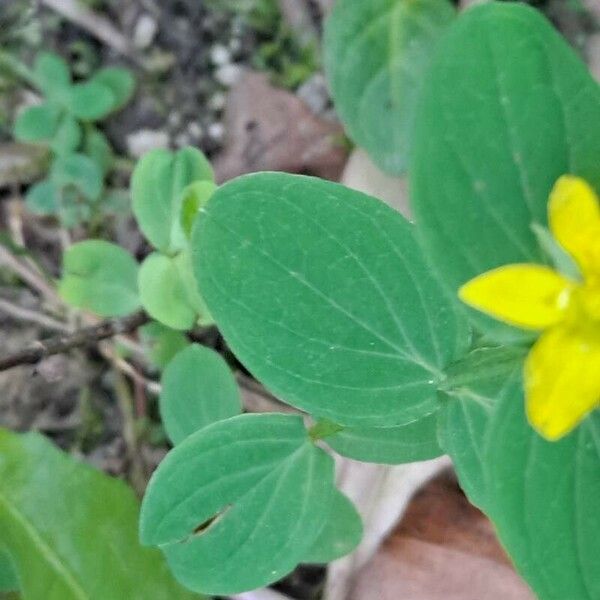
459;175;600;441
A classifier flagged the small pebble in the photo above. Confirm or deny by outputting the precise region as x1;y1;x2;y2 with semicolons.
187;121;204;140
215;64;244;87
133;14;158;49
126;129;170;158
210;44;231;66
208;92;227;111
207;122;225;141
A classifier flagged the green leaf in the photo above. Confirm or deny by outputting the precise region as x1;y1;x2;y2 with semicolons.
0;552;17;592
51;114;81;156
193;173;469;427
132;147;214;253
140;413;336;595
324;0;455;175
175;249;214;326
32;52;71;98
181;181;217;238
59;240;141;317
90;67;135;111
83;127;114;174
301;490;362;564
160;344;242;445
484;383;600;599
25;180;60;215
50;153;103;201
14;103;61;142
438;346;526;511
411;2;600;342
138;252;197;330
66;81;116;121
0;429;200;599
140;322;190;369
326;412;442;464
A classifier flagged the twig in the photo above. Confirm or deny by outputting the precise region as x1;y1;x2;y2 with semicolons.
0;311;149;370
112;363;148;496
39;0;142;65
0;245;62;308
0;297;69;332
99;341;161;395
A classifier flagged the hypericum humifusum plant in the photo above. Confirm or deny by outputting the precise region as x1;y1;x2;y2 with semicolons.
135;2;600;599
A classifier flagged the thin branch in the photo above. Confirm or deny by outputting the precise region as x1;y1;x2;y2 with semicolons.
0;311;149;370
0;245;62;307
0;297;69;332
39;0;143;65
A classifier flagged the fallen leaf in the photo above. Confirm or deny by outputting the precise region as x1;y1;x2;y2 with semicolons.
213;72;347;182
347;470;535;600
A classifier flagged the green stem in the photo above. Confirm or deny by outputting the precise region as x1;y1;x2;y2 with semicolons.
309;419;345;442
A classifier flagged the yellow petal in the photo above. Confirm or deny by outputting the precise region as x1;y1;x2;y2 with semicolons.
549;175;600;277
525;326;600;440
459;264;572;330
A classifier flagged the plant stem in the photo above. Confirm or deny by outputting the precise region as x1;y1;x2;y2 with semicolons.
0;311;149;370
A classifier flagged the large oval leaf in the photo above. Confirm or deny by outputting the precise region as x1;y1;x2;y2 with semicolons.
0;552;17;592
324;0;455;175
160;344;241;445
0;430;199;599
193;173;469;427
140;413;336;595
485;388;600;599
411;2;600;341
438;346;527;511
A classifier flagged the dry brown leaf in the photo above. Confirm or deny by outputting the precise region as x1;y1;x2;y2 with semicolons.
348;471;535;600
213;72;347;183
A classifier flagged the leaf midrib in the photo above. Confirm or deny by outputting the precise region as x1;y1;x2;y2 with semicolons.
0;492;88;600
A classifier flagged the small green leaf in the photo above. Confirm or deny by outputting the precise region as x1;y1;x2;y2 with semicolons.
438;346;526;511
0;429;199;599
59;240;141;317
301;490;362;564
193;173;469;427
33;51;70;98
160;344;242;445
83;127;114;174
181;181;217;238
140;413;336;595
132;147;214;253
66;81;116;121
324;0;455;175
140;322;190;370
50;113;81;155
25;179;60;215
90;67;135;111
327;412;442;464
14;103;61;142
138;252;197;330
174;249;213;326
51;153;103;201
411;2;600;342
0;552;17;592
